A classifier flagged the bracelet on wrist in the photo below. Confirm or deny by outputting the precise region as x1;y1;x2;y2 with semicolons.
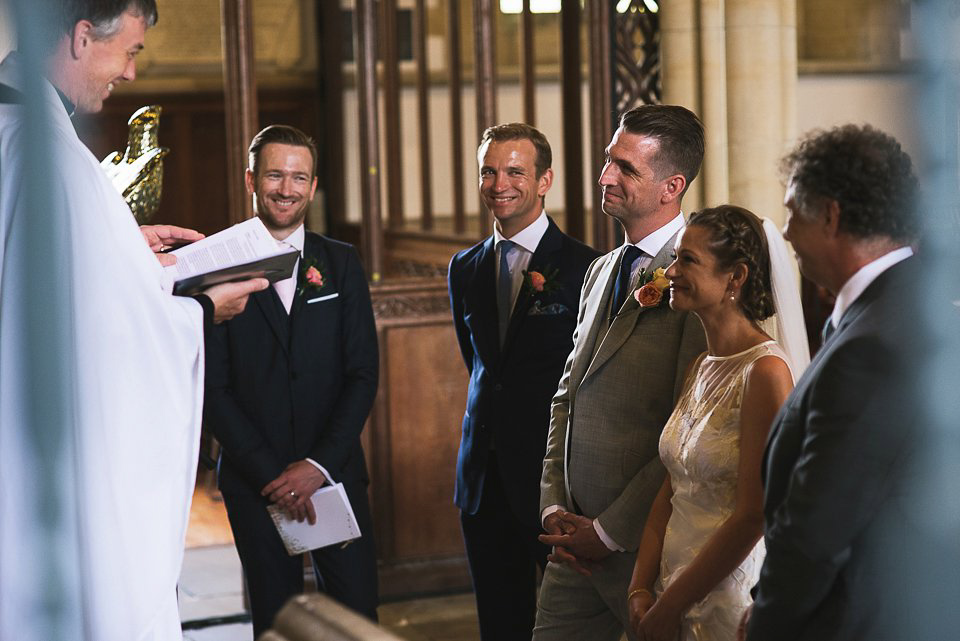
628;587;654;601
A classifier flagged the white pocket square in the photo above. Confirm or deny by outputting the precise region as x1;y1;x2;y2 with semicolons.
307;292;339;304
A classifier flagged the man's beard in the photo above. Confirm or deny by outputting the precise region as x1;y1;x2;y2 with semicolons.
258;194;309;231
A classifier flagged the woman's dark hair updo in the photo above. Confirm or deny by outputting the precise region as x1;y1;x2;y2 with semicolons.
687;205;775;322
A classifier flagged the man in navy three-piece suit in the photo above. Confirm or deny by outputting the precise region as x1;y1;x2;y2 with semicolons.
448;123;600;640
204;125;379;637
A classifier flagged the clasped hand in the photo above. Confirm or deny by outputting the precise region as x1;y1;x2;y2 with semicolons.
629;592;682;641
538;510;612;576
261;460;327;525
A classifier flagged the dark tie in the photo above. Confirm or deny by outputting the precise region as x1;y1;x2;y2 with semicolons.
497;240;516;344
610;245;643;324
821;317;836;345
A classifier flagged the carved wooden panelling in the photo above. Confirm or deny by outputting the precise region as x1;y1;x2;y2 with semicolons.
368;279;471;597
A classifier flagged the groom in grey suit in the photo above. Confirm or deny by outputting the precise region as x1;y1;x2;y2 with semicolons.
745;126;926;641
534;105;707;640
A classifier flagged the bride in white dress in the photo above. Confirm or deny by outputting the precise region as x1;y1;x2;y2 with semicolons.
627;205;810;641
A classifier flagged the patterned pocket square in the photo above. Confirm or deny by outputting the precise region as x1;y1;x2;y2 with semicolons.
528;300;570;316
307;292;339;304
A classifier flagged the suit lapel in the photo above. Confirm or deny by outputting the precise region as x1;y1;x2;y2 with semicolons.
289;233;324;340
763;256;914;454
253;285;291;355
562;251;618;393
465;237;500;372
255;231;326;352
827;256;908;345
584;231;679;381
500;219;564;356
290;234;318;319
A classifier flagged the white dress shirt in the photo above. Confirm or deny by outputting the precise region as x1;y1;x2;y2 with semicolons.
619;212;685;283
272;224;305;313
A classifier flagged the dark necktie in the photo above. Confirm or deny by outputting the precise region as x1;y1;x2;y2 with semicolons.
610;245;643;324
497;240;516;344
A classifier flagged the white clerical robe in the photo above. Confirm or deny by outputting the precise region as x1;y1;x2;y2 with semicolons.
0;54;202;640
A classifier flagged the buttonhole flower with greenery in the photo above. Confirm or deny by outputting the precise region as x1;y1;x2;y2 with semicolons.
297;257;327;297
633;267;670;308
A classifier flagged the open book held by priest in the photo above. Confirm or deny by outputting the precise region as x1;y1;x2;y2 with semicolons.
166;217;298;295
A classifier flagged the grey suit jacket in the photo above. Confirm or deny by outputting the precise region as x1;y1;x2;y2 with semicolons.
540;232;706;550
747;256;928;641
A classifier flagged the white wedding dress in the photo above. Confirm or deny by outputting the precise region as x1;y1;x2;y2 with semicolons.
656;341;790;641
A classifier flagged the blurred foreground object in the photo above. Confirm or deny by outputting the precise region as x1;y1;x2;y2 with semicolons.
100;105;169;223
259;594;402;641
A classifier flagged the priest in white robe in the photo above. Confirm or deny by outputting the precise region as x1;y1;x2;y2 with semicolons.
0;2;265;639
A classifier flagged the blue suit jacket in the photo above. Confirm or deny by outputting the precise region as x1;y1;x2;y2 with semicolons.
448;217;600;525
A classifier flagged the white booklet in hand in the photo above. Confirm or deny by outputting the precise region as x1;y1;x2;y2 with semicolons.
165;217;298;295
267;483;361;555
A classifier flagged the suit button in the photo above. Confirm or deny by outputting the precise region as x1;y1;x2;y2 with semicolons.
494;383;503;391
291;372;298;380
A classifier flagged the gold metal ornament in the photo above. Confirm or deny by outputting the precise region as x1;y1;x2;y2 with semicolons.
100;105;170;223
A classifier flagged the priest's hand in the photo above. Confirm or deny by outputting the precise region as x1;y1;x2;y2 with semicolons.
261;460;328;525
140;224;204;266
206;278;269;323
540;510;613;567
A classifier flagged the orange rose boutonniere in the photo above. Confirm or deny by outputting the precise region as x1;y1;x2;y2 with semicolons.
297;258;328;297
633;267;670;308
528;271;546;291
522;265;561;297
305;266;324;287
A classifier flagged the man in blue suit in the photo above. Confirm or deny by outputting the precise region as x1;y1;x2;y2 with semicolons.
448;123;600;640
204;125;379;636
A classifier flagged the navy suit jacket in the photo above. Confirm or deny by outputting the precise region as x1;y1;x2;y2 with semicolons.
448;217;599;525
204;231;378;497
748;256;927;641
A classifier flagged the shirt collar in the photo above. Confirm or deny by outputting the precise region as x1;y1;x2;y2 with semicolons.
272;223;306;255
831;245;913;327
493;210;549;254
621;212;685;258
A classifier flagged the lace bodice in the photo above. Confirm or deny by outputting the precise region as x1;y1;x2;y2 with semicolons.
655;341;789;641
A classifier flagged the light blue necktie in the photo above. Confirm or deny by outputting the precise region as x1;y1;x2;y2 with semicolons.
497;240;516;344
821;317;836;345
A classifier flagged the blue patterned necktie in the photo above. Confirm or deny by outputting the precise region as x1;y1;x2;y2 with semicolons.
610;245;644;324
497;240;516;344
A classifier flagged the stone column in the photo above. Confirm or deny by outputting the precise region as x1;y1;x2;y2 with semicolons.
660;0;707;213
661;0;797;226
